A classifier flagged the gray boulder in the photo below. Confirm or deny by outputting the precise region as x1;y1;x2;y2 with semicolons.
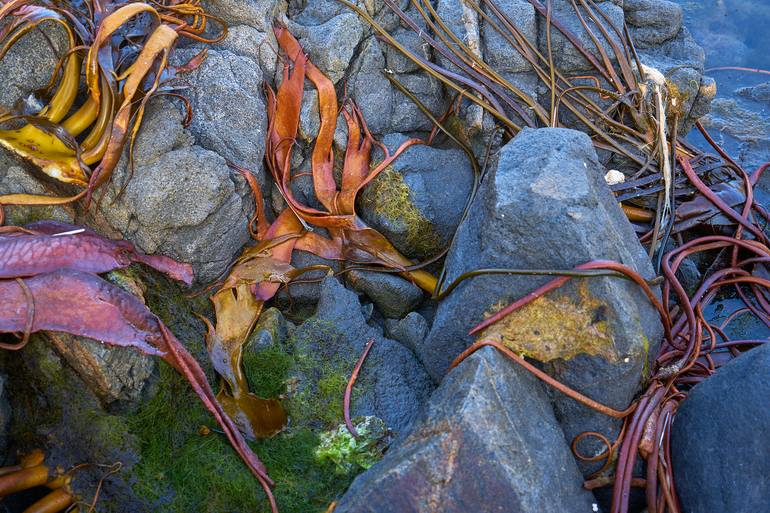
420;128;662;475
174;49;268;181
285;277;433;435
482;0;536;74
99;98;253;283
202;0;280;32
333;346;598;513
672;343;770;513
289;12;364;84
347;270;424;319
349;35;445;135
624;0;684;47
359;133;475;260
539;1;626;73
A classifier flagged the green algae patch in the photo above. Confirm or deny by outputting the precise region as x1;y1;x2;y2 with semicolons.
125;311;362;512
127;361;354;513
360;166;441;259
479;282;618;363
315;417;390;474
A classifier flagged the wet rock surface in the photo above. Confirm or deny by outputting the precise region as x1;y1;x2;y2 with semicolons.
672;343;770;513
421;128;662;474
334;346;597;513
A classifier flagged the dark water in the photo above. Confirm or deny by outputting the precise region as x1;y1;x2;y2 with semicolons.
672;0;770;341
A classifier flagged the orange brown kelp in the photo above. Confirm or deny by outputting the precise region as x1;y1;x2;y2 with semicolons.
0;0;226;208
203;27;440;443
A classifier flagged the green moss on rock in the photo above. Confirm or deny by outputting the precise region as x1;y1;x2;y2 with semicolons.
360;167;441;259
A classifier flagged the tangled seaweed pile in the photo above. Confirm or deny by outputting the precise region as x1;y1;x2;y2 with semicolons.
0;0;767;512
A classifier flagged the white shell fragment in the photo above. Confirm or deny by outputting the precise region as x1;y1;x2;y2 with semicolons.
604;169;626;186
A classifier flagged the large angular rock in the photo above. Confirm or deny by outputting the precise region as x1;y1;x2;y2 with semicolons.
672;343;770;513
99;99;253;282
359;133;475;260
289;11;365;84
285;277;432;435
420;128;662;475
334;346;598;513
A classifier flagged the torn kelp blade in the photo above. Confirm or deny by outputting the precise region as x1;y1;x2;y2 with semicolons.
0;269;163;356
0;221;193;285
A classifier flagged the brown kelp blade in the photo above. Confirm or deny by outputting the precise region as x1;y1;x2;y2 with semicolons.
0;269;273;486
204;287;288;439
0;221;193;284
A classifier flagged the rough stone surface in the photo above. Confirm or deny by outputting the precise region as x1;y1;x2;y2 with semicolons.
287;277;432;435
672;343;770;513
34;271;155;409
290;12;365;84
99;98;253;283
359;133;474;260
384;312;429;353
420;128;662;475
0;21;68;110
482;0;536;74
624;0;683;47
214;24;280;80
202;0;280;32
334;346;598;513
347;270;424;319
43;332;155;409
174;48;268;180
349;36;445;135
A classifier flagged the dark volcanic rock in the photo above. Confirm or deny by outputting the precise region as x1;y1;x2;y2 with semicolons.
333;346;598;513
384;312;429;353
672;343;770;513
347;270;424;319
420;127;662;475
286;277;433;435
